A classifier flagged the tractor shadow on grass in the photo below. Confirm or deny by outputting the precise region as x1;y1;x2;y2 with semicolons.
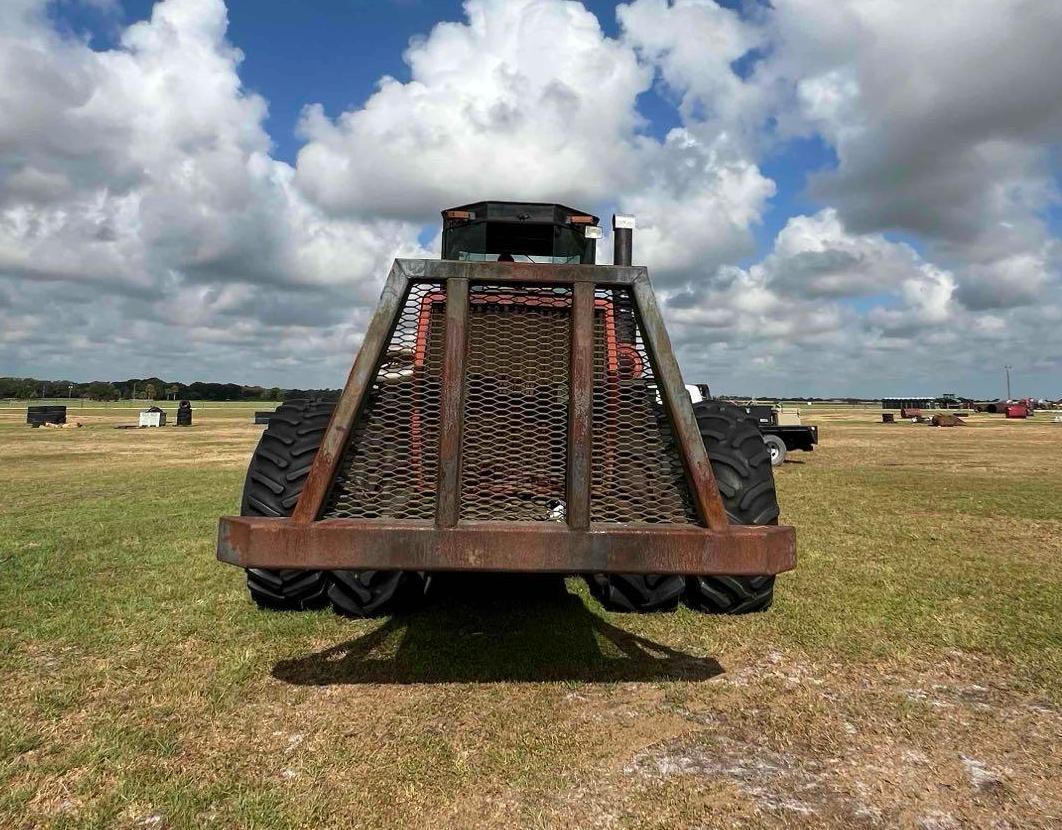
272;574;723;685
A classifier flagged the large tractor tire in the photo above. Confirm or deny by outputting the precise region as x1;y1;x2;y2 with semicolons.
685;400;780;614
241;399;333;610
328;570;425;618
240;398;423;615
585;572;685;613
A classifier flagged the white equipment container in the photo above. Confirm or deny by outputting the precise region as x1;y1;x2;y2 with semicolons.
139;408;167;427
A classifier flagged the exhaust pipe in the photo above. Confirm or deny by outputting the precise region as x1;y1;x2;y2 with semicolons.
612;214;635;266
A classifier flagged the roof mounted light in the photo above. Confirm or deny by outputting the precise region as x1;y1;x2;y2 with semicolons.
584;226;603;239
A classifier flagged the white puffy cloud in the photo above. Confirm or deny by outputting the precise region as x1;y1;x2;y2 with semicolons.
617;0;764;132
662;209;947;360
756;209;930;299
955;246;1058;311
608;0;1058;393
2;0;775;389
661;208;1059;396
291;0;774;280
757;0;1062;312
0;0;1058;397
0;0;429;385
620;129;774;280
294;0;653;220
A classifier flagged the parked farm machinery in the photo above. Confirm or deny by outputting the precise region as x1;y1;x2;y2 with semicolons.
217;201;796;615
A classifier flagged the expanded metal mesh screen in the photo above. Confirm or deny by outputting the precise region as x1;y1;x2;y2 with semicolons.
323;282;445;520
459;284;572;521
322;278;698;526
590;287;698;524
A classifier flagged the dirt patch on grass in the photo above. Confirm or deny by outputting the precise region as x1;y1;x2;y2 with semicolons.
627;734;850;819
602;651;1062;828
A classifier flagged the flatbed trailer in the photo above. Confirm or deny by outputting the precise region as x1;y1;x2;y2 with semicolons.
762;423;819;452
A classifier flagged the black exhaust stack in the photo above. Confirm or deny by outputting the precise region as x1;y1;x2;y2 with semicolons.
612;214;635;266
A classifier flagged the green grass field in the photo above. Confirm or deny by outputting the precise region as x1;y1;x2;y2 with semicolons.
1;402;1060;828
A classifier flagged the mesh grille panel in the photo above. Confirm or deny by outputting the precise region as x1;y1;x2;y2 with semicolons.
323;282;445;520
460;284;571;521
590;287;698;524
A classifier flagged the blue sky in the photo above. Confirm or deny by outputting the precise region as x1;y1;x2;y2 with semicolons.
57;0;651;160
56;0;476;164
53;0;837;265
3;0;1058;396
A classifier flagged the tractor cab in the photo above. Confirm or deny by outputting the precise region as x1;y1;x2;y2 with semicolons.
441;201;601;264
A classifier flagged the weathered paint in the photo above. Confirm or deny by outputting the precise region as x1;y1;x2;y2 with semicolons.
218;516;796;575
226;257;795;577
435;277;469;528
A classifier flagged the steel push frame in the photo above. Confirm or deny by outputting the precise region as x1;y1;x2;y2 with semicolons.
217;259;796;576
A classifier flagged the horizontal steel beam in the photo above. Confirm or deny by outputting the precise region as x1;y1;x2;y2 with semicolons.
395;258;647;286
217;517;796;576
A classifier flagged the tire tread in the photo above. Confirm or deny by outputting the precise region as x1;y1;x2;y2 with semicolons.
684;400;780;614
240;399;333;610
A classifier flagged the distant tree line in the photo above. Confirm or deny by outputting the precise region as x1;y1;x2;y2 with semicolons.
0;376;340;402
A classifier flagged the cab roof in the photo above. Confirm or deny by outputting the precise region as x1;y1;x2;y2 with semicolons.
441;201;599;226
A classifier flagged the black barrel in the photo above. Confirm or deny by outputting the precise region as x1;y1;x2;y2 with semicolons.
254;410;276;425
176;400;192;426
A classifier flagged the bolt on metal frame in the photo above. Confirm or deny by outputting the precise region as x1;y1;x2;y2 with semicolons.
217;258;796;576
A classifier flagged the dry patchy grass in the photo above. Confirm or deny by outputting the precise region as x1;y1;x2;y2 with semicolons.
1;404;1060;828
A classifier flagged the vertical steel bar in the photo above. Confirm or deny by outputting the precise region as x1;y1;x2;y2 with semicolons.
566;281;595;531
291;266;408;524
435;276;470;528
631;274;730;530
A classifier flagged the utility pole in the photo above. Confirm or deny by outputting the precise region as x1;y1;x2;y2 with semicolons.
1004;365;1012;401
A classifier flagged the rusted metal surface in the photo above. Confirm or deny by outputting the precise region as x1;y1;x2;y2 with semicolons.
435;278;468;528
321;281;446;521
223;256;796;577
566;282;594;531
459;284;573;521
291;266;407;523
631;274;729;530
218;516;796;576
396;258;645;286
589;285;698;524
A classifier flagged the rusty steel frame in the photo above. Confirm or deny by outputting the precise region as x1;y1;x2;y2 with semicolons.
218;258;797;575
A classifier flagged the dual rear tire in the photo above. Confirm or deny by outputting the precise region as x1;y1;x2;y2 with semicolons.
240;399;422;617
586;400;779;614
239;399;778;617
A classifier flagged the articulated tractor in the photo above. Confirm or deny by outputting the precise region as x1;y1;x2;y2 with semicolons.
217;202;795;616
